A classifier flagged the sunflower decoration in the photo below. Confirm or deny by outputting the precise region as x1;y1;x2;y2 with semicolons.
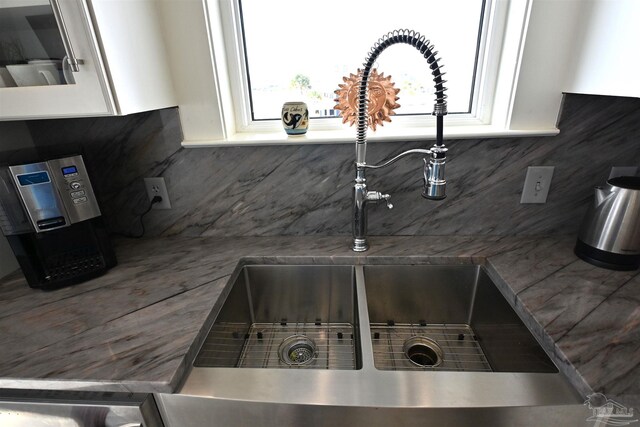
334;68;401;131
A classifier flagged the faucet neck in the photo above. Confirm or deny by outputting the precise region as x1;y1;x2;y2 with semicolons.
436;115;444;147
355;30;448;165
351;30;449;252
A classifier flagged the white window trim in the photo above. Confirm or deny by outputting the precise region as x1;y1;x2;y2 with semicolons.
220;0;492;132
172;0;588;147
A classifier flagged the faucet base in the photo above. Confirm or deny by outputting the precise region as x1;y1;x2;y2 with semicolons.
352;238;369;252
422;192;447;201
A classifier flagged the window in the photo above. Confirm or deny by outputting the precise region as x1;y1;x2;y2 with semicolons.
181;0;567;145
217;0;495;134
239;0;486;121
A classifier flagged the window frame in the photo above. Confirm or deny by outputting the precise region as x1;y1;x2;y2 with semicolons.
184;0;574;146
238;0;487;123
219;0;497;133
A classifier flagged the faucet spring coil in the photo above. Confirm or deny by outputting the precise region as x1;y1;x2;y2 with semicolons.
356;29;448;147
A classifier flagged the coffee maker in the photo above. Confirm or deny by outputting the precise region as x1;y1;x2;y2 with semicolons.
0;155;116;289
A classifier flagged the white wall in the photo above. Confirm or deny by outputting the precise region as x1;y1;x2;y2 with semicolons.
508;0;587;130
157;0;226;141
564;0;640;98
506;0;640;131
0;233;18;279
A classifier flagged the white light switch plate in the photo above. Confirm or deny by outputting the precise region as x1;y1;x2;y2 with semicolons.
520;166;554;204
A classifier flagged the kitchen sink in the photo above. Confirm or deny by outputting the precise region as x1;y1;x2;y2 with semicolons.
181;261;582;411
193;265;361;369
364;265;556;373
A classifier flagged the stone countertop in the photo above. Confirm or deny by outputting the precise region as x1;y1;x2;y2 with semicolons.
0;235;637;407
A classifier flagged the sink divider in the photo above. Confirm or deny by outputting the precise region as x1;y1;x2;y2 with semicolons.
354;265;376;370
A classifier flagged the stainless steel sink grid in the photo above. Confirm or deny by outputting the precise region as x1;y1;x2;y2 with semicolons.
195;322;356;369
371;323;491;371
364;265;558;373
178;262;584;414
193;265;361;370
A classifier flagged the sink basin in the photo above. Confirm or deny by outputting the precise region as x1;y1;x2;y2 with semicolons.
364;265;556;373
183;261;582;410
193;265;361;369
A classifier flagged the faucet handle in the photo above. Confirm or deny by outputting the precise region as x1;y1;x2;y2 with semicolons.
382;193;393;209
366;191;393;209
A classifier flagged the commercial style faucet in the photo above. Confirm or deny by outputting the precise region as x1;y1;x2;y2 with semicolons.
352;29;448;252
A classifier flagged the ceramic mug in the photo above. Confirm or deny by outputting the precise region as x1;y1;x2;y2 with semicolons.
282;102;309;135
7;63;61;86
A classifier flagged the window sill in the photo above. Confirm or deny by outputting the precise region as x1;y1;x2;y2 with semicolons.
181;125;559;148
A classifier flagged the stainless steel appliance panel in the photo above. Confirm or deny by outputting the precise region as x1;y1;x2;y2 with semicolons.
0;168;32;235
158;394;592;427
7;156;101;233
0;389;164;427
48;155;101;224
9;161;69;232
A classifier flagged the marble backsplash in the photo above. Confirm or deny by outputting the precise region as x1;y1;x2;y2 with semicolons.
1;93;639;238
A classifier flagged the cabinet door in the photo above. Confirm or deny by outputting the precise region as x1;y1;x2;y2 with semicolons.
0;0;115;119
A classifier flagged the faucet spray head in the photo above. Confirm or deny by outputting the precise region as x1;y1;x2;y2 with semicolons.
422;145;447;200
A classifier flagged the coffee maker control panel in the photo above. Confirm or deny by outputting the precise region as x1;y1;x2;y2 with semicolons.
8;155;101;233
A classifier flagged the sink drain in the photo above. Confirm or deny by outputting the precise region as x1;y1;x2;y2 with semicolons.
278;335;318;365
403;336;443;367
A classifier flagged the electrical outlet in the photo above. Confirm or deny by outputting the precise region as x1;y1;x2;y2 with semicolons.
520;166;554;204
144;177;171;209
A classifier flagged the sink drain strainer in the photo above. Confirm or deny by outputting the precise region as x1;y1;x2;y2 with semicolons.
403;336;444;367
278;335;318;365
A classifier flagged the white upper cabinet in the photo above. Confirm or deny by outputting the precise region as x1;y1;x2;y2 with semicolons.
0;0;176;120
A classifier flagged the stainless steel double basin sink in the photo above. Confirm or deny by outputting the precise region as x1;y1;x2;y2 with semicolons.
160;262;585;424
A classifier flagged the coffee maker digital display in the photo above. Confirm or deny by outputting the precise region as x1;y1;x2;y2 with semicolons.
62;166;78;176
0;155;116;290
